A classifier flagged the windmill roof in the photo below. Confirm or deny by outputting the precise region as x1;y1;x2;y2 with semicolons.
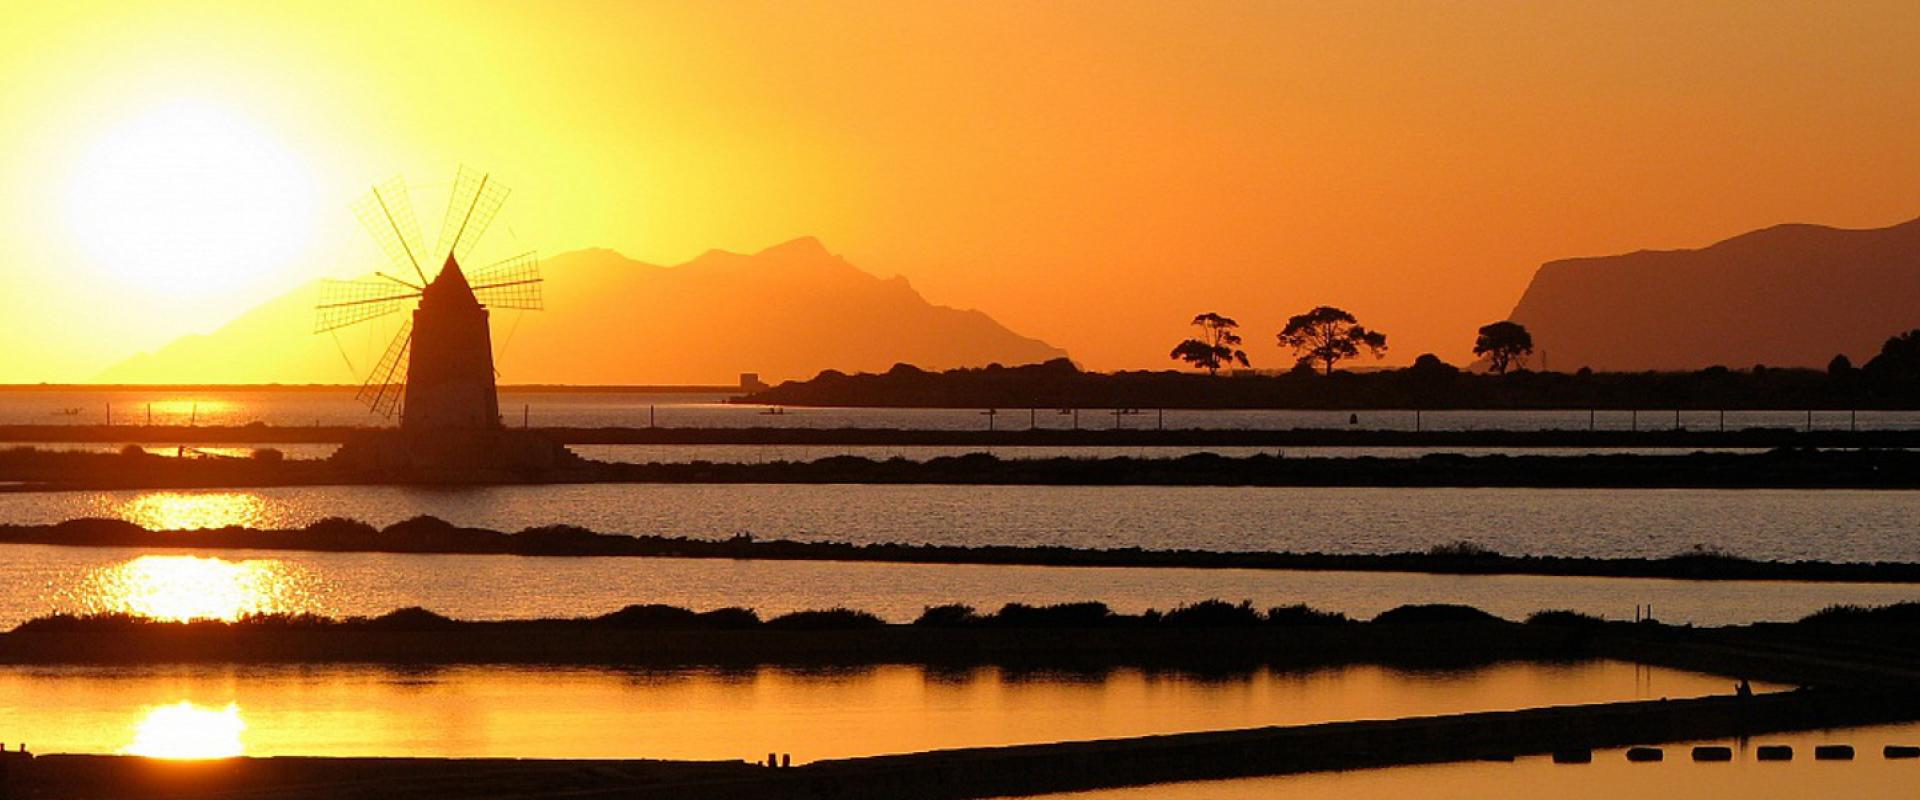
421;254;481;309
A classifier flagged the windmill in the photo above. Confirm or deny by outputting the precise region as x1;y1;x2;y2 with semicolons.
314;168;541;431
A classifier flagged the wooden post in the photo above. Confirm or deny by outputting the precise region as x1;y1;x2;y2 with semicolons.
650;405;656;428
1158;408;1164;431
1631;409;1637;432
1719;409;1725;432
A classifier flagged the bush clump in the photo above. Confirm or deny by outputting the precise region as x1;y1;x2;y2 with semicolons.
766;608;887;630
1372;604;1503;625
1524;609;1608;628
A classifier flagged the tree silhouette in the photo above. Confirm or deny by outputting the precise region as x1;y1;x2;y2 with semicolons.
1473;321;1534;374
1170;312;1251;375
1277;306;1386;375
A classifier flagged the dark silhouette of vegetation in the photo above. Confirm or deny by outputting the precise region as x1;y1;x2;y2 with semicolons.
1371;604;1501;625
1278;306;1388;375
1524;610;1609;628
741;348;1920;411
1474;321;1534;374
14;515;1920;583
1170;313;1250;375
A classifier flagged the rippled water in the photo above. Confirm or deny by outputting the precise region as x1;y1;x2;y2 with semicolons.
2;484;1918;562
7;546;1917;628
3;389;1911;431
1025;722;1920;800
0;661;1751;759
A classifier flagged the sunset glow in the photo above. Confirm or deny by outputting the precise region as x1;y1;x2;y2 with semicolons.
64;101;316;298
80;555;308;622
1;2;1917;381
123;701;246;759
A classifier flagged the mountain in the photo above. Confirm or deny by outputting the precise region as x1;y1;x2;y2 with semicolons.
98;238;1067;385
1506;218;1920;372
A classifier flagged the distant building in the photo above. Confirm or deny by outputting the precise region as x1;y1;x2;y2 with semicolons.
739;373;769;392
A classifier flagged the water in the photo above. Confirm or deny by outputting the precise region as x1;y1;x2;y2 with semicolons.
2;484;1918;563
1;389;1909;431
15;442;1757;463
7;547;1917;629
0;661;1752;760
1021;722;1920;800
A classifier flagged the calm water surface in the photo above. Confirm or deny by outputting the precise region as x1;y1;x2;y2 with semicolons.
1021;722;1920;800
4;389;1912;431
0;661;1753;760
2;484;1918;562
6;547;1917;628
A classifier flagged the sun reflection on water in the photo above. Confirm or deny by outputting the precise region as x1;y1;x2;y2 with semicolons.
111;491;276;531
123;701;245;759
77;555;320;622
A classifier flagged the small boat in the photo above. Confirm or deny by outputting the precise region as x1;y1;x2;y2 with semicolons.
52;407;81;417
758;407;788;416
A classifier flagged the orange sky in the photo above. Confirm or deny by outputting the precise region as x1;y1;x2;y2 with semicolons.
2;1;1918;381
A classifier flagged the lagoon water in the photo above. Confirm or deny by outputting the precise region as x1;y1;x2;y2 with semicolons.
0;661;1753;760
2;484;1918;562
1023;722;1920;800
5;547;1918;629
4;388;1915;431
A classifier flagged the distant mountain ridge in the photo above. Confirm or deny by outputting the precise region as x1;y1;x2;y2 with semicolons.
1507;217;1920;371
99;238;1066;385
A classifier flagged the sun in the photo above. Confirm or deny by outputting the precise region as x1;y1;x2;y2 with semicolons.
63;101;316;298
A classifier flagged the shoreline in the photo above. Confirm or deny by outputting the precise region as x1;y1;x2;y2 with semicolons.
6;423;1920;448
10;445;1920;490
8;517;1920;583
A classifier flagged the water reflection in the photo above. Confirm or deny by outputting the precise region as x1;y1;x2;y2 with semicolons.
110;491;275;531
122;701;245;759
2;662;1754;760
76;555;320;621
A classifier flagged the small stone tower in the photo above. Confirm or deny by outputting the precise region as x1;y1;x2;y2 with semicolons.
402;254;501;430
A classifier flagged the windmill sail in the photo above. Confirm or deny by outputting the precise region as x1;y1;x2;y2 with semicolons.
356;319;412;419
314;279;421;333
437;166;510;264
468;251;543;310
352;177;429;284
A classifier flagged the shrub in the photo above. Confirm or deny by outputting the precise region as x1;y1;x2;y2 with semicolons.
1426;540;1497;557
361;607;458;630
1161;599;1262;628
695;607;762;629
913;604;981;627
989;602;1113;628
1525;609;1608;628
1799;602;1920;625
1265;604;1352;626
596;604;702;629
1371;604;1503;625
766;608;886;630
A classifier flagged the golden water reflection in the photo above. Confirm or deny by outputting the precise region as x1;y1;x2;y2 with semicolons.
122;701;245;759
111;491;275;531
77;555;320;621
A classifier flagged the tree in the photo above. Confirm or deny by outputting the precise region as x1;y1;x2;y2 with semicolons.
1472;321;1534;374
1277;306;1387;375
1170;312;1250;375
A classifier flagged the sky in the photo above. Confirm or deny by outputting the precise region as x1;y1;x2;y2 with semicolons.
2;1;1919;382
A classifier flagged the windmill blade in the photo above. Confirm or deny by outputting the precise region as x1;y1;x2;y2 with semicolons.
352;177;429;285
469;251;543;311
356;319;411;419
437;166;511;264
314;279;421;333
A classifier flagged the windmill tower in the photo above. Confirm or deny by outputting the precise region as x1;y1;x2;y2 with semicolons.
314;168;542;432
